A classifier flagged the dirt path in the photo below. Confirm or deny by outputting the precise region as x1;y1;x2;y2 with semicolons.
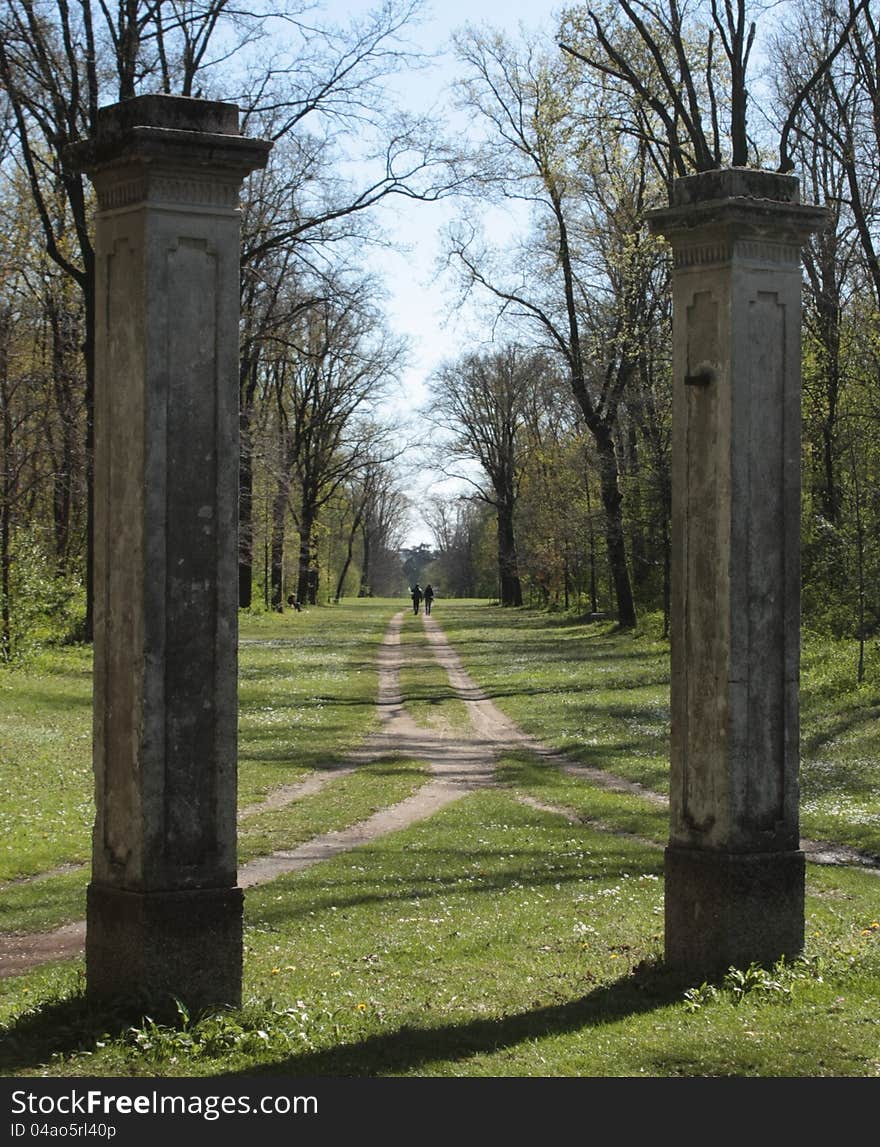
2;610;877;978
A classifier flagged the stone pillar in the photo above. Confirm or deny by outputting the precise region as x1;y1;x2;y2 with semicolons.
70;95;271;1011
647;169;826;978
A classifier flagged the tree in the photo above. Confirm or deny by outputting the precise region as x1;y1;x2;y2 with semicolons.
559;1;868;186
401;541;436;592
512;359;585;608
264;287;402;607
427;344;546;606
559;0;761;176
771;0;880;671
334;457;408;600
0;0;454;629
775;1;879;301
556;0;868;641
0;165;87;658
774;4;863;528
0;0;277;635
233;0;457;605
421;495;490;599
446;28;674;624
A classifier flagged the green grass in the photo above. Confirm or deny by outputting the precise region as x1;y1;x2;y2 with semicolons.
0;646;93;883
0;869;89;936
432;603;673;795
799;630;880;854
0;600;401;933
435;602;880;858
1;597;879;1079
237;600;397;803
495;749;670;846
2;790;878;1078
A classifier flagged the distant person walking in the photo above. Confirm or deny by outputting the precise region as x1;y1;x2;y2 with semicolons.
411;583;423;614
423;584;434;615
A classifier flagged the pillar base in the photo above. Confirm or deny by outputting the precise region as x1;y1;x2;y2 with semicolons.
664;846;805;979
86;883;243;1014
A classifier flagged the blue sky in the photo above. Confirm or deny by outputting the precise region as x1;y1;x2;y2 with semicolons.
307;3;559;541
317;1;562;543
331;0;558;380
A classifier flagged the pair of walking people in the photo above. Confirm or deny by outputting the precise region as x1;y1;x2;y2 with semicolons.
410;583;434;615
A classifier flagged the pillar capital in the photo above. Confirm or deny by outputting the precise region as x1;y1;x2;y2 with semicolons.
68;94;272;216
68;92;272;169
647;168;828;266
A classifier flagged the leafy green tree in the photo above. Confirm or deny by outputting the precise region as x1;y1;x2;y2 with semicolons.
0;170;87;658
447;29;645;623
263;286;402;607
771;0;879;677
427;345;547;606
0;0;452;630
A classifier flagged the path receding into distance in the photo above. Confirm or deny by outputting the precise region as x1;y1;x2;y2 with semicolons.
1;611;877;978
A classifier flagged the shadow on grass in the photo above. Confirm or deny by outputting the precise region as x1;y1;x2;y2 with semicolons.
0;989;180;1075
245;847;661;930
801;702;880;758
0;870;89;934
800;755;880;800
237;722;376;769
239;692;378;711
229;962;687;1078
470;677;671;704
452;638;668;668
401;685;462;704
3;687;92;710
0;962;688;1077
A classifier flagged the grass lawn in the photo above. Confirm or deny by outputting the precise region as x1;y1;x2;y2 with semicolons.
0;600;401;933
434;602;880;859
1;598;878;1080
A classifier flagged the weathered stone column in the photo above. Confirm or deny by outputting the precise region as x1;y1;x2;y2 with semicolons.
647;169;826;977
70;95;271;1010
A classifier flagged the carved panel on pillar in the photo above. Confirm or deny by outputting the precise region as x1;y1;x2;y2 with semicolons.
682;289;722;836
164;236;220;869
102;235;142;875
745;290;786;832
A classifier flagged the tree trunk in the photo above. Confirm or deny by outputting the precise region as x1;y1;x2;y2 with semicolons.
335;522;356;601
83;268;95;642
584;472;599;614
239;416;254;608
553;192;635;625
49;298;77;574
1;370;11;661
660;464;672;639
297;507;314;606
269;479;287;612
818;299;842;524
238;356;260;609
0;499;9;662
625;424;649;600
497;501;522;606
595;426;636;627
359;527;372;596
